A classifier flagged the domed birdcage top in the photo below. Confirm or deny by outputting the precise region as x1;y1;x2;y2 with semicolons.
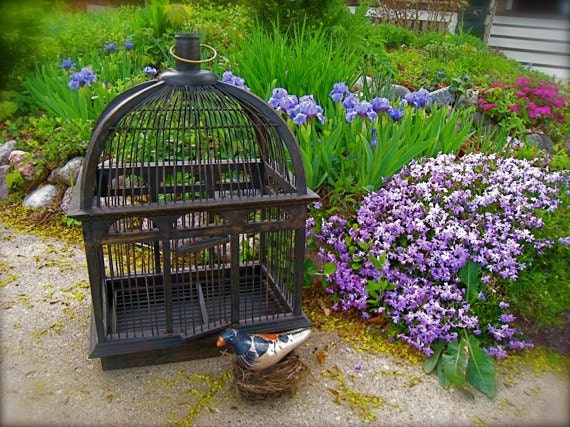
70;33;315;219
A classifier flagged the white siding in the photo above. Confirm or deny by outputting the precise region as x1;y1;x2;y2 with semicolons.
487;15;570;79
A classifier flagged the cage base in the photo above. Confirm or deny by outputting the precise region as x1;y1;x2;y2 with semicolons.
92;313;312;370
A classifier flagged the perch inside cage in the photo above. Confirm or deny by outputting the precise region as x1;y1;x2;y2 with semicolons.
68;33;318;369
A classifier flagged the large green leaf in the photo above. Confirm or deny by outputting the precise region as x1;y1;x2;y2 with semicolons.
458;260;482;303
424;340;446;374
465;334;496;398
441;339;469;390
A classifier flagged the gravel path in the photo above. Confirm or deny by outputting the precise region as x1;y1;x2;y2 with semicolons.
1;222;568;426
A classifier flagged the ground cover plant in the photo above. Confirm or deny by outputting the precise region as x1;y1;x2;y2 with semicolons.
0;0;568;398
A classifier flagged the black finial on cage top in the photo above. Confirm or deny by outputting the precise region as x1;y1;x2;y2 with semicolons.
159;32;218;86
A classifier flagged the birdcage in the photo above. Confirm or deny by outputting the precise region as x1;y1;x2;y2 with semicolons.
68;33;318;370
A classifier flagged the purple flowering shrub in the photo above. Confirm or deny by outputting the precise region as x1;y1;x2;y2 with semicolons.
312;152;568;360
477;77;567;140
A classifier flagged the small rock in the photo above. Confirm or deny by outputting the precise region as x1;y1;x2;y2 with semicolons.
48;157;84;186
22;184;62;209
9;150;27;166
0;140;16;165
429;86;455;106
526;133;554;155
17;162;37;181
351;75;374;92
388;84;411;100
0;164;10;200
59;186;75;213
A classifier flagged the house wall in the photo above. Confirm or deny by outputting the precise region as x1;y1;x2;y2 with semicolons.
487;2;570;79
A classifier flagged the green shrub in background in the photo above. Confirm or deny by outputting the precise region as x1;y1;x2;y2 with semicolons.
246;0;346;30
226;22;364;108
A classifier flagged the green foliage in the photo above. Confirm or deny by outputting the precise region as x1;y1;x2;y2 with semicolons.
227;22;363;107
458;260;481;303
501;191;570;328
22;115;92;169
373;24;416;49
0;92;18;122
246;0;346;30
425;333;496;398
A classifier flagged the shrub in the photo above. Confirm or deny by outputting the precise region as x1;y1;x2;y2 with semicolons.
312;152;568;355
476;77;568;143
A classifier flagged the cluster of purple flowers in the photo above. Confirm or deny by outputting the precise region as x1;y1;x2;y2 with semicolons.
312;152;567;357
329;82;433;124
68;67;97;90
143;66;158;77
268;88;326;125
221;71;250;91
105;41;134;52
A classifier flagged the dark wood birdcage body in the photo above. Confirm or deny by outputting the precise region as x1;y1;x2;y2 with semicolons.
68;34;317;369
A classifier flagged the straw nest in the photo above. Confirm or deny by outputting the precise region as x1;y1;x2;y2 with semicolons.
231;352;309;400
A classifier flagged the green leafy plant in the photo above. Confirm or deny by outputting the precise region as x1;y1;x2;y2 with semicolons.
227;21;363;108
424;261;496;397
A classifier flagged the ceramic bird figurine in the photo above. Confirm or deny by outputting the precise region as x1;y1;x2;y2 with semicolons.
217;328;311;370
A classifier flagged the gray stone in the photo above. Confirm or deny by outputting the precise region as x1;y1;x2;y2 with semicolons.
456;89;479;108
0;140;16;165
0;164;10;200
48;157;84;186
8;149;26;166
22;184;62;209
389;84;411;99
526;133;555;155
351;75;374;93
59;186;74;213
429;86;455;106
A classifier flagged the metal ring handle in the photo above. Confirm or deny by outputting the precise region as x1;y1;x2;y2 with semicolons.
169;43;217;64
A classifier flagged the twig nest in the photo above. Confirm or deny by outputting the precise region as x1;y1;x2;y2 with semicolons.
232;352;309;400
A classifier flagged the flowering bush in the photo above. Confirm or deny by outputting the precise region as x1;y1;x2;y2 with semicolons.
476;77;567;139
312;152;568;352
311;151;568;395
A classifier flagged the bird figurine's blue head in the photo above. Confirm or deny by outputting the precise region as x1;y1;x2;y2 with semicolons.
217;328;251;355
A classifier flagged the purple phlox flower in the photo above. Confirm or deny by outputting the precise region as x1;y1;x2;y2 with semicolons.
477;291;486;301
404;88;433;108
387;106;404;121
143;66;157;77
329;82;349;102
484;345;508;359
499;313;516;323
354;364;363;373
558;236;570;246
60;58;75;70
371;97;391;113
124;41;134;51
105;42;118;52
221;71;249;91
499;301;509;309
68;67;97;90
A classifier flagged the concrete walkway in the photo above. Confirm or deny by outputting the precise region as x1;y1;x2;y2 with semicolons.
1;222;568;426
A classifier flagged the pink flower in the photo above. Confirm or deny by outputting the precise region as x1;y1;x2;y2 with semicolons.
515;76;531;87
477;98;497;111
507;104;519;113
491;81;507;88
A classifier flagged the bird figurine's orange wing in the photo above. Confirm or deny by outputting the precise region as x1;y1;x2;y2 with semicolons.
217;328;311;370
